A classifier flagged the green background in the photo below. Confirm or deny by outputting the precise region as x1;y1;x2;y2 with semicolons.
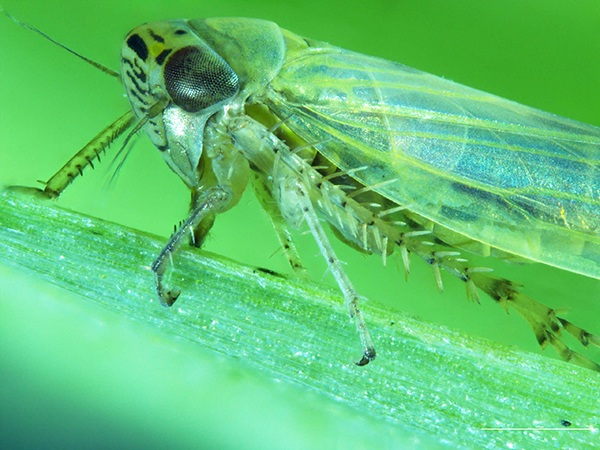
1;0;599;448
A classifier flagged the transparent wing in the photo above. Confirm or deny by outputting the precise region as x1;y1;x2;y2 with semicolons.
264;45;600;279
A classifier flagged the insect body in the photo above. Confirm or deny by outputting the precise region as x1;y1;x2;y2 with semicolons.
15;17;600;368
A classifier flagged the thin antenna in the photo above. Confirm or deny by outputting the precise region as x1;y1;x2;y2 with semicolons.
105;117;147;190
3;9;121;81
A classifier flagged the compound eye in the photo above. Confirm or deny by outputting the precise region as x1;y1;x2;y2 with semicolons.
163;46;239;113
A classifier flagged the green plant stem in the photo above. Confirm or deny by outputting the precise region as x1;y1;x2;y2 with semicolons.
0;188;598;448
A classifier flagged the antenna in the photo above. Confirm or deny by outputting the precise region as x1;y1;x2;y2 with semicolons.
3;9;121;81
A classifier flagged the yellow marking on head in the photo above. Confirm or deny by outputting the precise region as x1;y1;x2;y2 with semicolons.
150;42;165;57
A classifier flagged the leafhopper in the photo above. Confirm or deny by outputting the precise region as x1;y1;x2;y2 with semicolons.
7;14;600;369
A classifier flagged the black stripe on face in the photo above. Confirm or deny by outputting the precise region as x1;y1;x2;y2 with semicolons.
129;88;147;105
125;70;148;95
155;49;172;66
149;30;165;43
127;34;148;61
122;57;148;84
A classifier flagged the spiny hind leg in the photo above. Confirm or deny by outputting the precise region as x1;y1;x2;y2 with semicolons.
471;273;600;371
40;112;134;198
398;237;600;371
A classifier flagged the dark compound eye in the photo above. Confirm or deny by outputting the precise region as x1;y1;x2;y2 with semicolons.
163;46;239;113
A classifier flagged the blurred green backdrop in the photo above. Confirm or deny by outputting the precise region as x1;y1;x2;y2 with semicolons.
1;0;599;448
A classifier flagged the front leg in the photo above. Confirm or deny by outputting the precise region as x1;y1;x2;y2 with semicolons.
152;186;232;306
250;171;309;279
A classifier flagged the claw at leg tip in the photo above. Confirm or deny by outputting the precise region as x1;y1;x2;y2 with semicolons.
159;289;181;307
355;348;376;366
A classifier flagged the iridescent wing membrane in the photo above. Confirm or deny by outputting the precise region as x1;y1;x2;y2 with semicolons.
265;45;600;279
